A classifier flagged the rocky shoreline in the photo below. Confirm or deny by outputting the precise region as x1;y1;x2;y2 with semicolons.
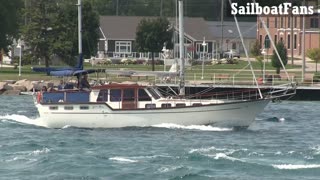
0;79;63;95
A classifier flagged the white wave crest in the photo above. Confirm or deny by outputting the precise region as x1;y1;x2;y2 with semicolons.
0;114;47;127
109;157;138;163
5;156;37;162
209;153;244;162
29;148;51;156
158;165;183;173
272;164;320;170
248;152;265;157
152;123;233;131
61;125;72;129
189;146;218;154
311;146;320;155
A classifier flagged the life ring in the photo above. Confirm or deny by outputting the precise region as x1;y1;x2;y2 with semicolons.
37;92;42;103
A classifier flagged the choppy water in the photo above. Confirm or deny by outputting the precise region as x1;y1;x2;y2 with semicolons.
0;95;319;180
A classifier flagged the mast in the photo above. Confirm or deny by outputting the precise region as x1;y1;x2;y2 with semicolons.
78;0;82;56
178;0;185;96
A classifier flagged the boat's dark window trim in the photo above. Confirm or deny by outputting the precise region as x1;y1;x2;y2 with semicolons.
145;104;156;109
138;89;151;101
161;103;172;108
49;106;58;110
80;106;89;110
64;106;74;110
192;103;202;106
176;103;186;107
110;89;121;102
147;88;160;100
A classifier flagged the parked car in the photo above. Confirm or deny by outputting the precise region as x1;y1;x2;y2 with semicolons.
223;50;240;58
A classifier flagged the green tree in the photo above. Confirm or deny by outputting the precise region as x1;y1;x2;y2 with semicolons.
0;0;23;52
135;17;173;71
307;48;320;72
52;0;99;66
251;40;261;57
21;0;59;69
271;41;287;74
21;0;99;68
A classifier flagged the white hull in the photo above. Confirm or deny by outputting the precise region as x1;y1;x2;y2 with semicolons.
36;99;270;128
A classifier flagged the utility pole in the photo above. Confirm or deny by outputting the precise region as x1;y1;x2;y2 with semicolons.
302;0;306;82
220;0;224;59
116;0;119;16
291;0;294;65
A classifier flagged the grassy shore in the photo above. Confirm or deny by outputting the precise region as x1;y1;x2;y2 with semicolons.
0;61;302;82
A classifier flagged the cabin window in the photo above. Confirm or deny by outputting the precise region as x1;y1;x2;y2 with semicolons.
145;104;156;109
161;103;171;108
49;106;58;110
138;89;151;101
192;103;202;106
80;106;89;110
97;89;108;102
110;89;121;102
147;88;160;100
64;106;74;110
176;103;186;107
123;89;135;101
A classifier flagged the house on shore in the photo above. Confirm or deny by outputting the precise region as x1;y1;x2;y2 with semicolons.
257;4;320;57
98;16;216;62
206;21;257;55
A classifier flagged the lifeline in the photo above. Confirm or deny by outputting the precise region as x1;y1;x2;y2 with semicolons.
231;3;314;15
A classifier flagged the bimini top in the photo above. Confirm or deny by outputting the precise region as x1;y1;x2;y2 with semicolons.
49;69;101;77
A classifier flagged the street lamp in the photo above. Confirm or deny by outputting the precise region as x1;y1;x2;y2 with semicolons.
261;48;266;83
16;42;22;77
201;37;207;80
162;44;168;72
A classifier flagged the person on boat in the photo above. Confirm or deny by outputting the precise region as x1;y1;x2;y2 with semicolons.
57;80;65;90
41;86;47;92
80;74;91;90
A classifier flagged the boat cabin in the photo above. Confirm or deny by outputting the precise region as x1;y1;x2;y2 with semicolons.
90;84;163;109
39;84;168;110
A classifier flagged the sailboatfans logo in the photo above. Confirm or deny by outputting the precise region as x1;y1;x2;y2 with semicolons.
231;3;314;15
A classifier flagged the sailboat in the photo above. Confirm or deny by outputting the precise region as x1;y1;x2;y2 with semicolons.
32;0;296;129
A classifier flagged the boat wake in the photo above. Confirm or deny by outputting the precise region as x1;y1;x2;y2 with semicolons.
0;114;47;128
151;123;233;131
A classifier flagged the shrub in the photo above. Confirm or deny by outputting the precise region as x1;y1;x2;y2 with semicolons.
271;41;287;74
